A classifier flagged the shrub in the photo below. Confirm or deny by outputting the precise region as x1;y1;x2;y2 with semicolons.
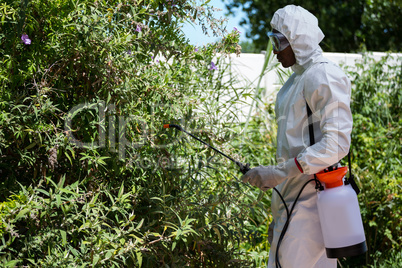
0;0;255;266
342;53;401;267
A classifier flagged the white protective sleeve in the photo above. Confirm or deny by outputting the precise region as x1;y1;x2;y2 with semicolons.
296;62;353;175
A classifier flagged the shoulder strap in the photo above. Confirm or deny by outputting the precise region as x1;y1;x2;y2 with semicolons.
306;102;323;190
345;151;360;195
306;102;315;145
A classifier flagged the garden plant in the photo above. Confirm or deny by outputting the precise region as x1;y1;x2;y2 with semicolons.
0;0;401;267
0;0;254;267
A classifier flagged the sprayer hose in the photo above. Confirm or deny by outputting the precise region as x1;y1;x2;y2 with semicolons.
274;178;321;268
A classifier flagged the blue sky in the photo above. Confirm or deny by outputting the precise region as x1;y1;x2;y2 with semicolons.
181;0;250;46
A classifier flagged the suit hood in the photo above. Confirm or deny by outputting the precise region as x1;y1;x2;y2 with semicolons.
270;5;325;74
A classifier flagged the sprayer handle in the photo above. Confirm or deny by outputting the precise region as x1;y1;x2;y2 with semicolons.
237;162;250;175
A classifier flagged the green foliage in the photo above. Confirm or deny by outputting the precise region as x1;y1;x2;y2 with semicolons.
0;0;256;267
225;0;402;53
1;178;143;267
226;41;283;266
370;250;402;268
230;119;275;267
342;53;401;267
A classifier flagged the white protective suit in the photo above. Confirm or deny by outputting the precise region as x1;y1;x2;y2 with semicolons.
267;5;353;268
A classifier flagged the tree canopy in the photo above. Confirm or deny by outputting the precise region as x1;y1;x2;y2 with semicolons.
226;0;401;53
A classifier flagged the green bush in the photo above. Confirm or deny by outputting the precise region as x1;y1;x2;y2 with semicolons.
0;0;256;267
342;53;401;267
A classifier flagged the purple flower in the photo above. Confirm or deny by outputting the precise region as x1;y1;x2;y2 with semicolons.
136;25;142;32
151;56;159;63
234;27;241;34
209;61;217;71
21;34;31;45
378;101;381;106
127;50;132;55
194;47;199;52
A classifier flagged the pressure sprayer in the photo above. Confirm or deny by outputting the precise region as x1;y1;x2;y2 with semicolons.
304;102;367;260
163;123;367;264
315;165;367;258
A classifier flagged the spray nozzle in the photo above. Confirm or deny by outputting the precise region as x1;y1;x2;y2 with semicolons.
164;124;182;131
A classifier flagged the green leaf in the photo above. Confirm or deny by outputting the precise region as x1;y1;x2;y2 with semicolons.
136;250;143;267
90;192;100;205
136;218;144;230
92;255;100;266
105;249;113;259
56;194;61;208
15;208;30;220
129;234;144;243
5;260;20;267
36;189;50;197
57;175;66;189
70;247;79;257
60;229;67;245
59;188;76;195
65;151;73;165
118;182;124;199
24;142;36;150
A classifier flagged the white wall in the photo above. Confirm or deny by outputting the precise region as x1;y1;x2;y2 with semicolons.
222;52;401;122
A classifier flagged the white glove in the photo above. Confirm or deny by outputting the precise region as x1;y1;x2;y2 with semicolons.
241;158;301;191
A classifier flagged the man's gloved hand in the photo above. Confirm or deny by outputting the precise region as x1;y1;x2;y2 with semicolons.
241;158;301;191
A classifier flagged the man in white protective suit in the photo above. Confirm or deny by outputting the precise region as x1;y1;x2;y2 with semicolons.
241;5;353;268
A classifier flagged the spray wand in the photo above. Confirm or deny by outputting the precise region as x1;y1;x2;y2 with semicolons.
163;124;250;174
